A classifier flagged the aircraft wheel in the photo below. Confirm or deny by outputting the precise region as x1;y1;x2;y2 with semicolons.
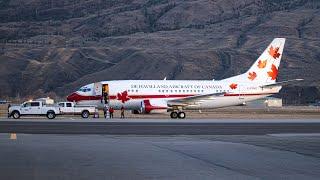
178;112;186;119
170;112;178;119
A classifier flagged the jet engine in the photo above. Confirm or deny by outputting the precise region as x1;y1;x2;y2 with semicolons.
140;99;168;114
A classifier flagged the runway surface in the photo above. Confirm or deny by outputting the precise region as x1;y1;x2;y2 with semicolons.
1;133;320;180
2;118;320;179
1;118;320;135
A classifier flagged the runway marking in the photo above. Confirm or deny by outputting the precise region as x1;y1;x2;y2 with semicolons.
1;121;320;135
10;133;17;140
269;133;320;137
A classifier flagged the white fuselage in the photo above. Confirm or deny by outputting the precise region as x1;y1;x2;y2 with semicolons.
70;80;281;111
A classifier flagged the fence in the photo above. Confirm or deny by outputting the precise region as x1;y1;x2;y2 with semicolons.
0;104;7;118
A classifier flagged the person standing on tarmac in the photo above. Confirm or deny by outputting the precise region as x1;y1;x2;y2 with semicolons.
109;107;114;118
120;106;125;119
103;105;108;118
7;104;11;118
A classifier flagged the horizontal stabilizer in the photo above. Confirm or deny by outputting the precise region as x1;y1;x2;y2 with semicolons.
261;79;303;88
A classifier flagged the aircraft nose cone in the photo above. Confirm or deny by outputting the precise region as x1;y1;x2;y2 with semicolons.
67;92;77;102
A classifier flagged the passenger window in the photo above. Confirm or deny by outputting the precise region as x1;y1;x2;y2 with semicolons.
66;103;72;107
31;102;40;107
58;103;65;107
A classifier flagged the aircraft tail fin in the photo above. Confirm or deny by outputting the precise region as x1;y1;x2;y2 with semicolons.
223;38;286;85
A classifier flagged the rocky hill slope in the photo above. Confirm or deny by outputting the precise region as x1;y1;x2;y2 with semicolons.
0;0;319;104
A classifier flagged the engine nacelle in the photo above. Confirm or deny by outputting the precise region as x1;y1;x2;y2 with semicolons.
140;99;168;114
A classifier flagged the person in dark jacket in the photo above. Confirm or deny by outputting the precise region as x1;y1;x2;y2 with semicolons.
7;104;11;118
120;106;125;119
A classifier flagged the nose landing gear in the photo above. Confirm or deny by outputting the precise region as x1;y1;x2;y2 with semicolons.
170;111;186;119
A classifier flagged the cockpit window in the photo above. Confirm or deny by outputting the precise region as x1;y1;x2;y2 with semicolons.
78;87;91;92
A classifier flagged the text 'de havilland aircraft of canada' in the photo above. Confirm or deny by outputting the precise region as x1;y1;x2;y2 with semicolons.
67;38;302;118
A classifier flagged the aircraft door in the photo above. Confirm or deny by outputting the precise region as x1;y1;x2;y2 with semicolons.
102;84;109;104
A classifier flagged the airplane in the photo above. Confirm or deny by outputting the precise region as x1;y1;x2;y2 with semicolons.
67;38;302;118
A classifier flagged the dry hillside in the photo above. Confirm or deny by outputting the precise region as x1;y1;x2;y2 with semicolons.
0;0;319;104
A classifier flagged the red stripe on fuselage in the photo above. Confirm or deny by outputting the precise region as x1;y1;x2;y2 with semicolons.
67;92;275;102
109;94;196;100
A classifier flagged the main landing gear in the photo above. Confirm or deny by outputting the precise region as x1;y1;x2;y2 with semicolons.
170;111;186;119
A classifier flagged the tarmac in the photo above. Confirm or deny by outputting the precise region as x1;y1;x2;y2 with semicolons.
1;133;320;179
1;115;320;179
1;118;320;135
1;105;320;119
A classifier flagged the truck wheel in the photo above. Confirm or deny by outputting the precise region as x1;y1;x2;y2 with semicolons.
81;110;89;118
12;111;20;119
47;111;56;119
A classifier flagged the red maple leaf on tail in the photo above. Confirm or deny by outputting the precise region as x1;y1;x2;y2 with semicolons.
117;91;130;103
257;60;267;69
229;83;238;90
248;72;257;81
267;64;278;80
268;46;280;59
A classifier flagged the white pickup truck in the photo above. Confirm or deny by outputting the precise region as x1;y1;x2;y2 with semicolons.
8;101;61;119
57;102;97;118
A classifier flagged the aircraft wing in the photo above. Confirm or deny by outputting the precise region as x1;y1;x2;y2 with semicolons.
261;79;303;88
167;92;225;107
